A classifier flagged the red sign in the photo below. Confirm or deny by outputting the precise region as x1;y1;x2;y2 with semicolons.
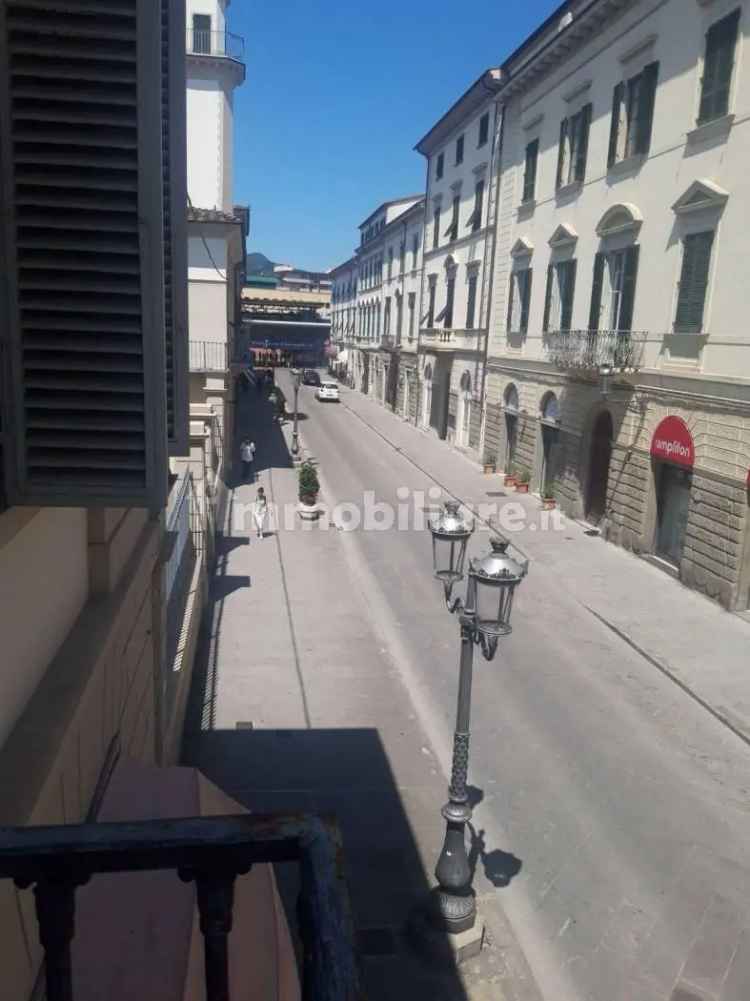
651;416;694;468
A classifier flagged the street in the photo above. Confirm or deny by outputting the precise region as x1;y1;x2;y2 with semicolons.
273;371;750;1001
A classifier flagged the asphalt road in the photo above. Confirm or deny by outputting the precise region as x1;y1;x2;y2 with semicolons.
282;371;750;1001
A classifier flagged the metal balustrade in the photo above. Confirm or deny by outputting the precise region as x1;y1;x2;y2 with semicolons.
187;30;245;61
0;813;360;1001
542;328;647;371
189;340;229;372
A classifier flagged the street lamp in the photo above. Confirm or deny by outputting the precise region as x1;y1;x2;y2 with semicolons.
292;369;301;460
427;501;527;937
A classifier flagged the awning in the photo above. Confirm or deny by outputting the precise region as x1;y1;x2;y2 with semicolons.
651;416;694;468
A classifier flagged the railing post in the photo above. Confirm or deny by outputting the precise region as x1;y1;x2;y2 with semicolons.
31;876;85;1001
179;869;239;1001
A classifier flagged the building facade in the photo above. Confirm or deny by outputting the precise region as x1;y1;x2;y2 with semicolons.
485;0;750;610
416;70;503;455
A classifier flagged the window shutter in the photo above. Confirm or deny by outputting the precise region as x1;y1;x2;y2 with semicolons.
556;118;568;189
608;83;624;167
700;10;740;124
523;140;538;202
619;244;640;332
635;63;659;155
543;265;554;332
162;0;188;456
589;253;606;331
0;0;168;508
473;180;484;232
506;273;515;332
560;260;577;332
575;104;592;182
521;268;532;334
675;232;714;333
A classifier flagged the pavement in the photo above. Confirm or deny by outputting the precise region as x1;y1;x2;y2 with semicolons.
183;383;538;1001
184;371;750;1001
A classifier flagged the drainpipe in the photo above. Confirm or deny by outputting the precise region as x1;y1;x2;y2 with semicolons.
414;157;430;427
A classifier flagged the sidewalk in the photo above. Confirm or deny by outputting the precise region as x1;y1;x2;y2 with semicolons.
336;385;750;749
183;386;540;1001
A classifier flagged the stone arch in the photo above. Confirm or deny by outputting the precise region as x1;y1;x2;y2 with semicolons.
596;203;643;238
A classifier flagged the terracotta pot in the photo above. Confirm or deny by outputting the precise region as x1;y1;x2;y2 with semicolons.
483;464;496;475
542;498;556;510
515;482;529;493
504;475;517;487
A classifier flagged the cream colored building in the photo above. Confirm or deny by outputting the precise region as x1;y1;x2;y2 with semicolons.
415;69;503;456
484;0;750;609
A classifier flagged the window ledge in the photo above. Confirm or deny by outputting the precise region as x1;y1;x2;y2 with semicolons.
607;153;645;176
687;113;735;145
518;198;536;214
555;179;582;200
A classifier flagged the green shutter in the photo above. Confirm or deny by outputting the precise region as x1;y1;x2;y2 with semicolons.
523;140;538;202
589;253;606;331
575;104;592;182
636;63;659;155
675;232;714;333
556;118;568;189
543;265;554;332
699;9;740;124
608;83;624;167
560;260;577;331
521;268;533;334
619;245;640;332
506;272;515;332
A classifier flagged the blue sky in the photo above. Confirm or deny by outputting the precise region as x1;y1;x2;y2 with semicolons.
231;0;562;272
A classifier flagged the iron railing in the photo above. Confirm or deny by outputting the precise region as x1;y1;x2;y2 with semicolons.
542;329;647;371
421;329;482;350
187;29;245;61
0;813;360;1001
190;340;229;372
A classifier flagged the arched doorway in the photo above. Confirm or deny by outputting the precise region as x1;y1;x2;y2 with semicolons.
422;364;433;428
586;410;613;524
456;371;472;447
504;384;519;472
540;392;560;497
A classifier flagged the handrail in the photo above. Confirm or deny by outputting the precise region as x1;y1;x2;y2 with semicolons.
186;29;245;61
0;812;361;1001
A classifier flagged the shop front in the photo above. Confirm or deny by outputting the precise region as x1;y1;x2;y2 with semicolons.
651;416;694;568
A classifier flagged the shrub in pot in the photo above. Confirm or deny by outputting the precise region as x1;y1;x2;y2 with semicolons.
515;467;530;493
298;461;320;505
483;453;497;475
542;490;556;510
504;466;518;487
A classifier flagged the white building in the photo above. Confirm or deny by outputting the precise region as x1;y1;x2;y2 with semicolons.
185;0;247;506
415;69;503;454
485;0;750;609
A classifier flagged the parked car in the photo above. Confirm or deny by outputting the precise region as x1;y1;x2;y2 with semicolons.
303;369;321;387
316;381;340;402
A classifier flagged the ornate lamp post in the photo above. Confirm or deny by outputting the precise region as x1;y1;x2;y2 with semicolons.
427;502;527;938
291;369;301;460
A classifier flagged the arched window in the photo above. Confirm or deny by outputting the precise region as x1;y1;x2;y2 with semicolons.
460;371;472;394
596;202;643;238
541;391;560;424
504;383;519;413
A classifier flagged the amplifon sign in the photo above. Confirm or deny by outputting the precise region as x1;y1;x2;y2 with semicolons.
650;416;694;468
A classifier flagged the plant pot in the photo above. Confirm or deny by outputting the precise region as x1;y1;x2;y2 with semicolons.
504;475;517;488
298;494;320;521
542;498;556;510
483;464;496;475
515;482;529;494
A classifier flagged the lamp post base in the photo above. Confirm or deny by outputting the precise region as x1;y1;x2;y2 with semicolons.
406;894;485;966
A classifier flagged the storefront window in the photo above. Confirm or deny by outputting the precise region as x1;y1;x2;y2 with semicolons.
656;464;692;566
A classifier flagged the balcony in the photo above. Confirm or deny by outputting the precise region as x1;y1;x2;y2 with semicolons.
187;29;245;63
542;329;646;372
420;328;482;353
190;340;229;372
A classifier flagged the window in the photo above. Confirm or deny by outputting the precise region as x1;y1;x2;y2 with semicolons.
556;104;592;189
399;241;405;274
396;293;404;342
470;180;484;233
446;195;460;242
478;112;490;147
608;63;659;167
589;247;639;332
192;13;211;53
456;134;464;165
543;260;577;331
674;231;714;333
427;277;437;327
384;297;391;336
523;140;539;203
507;268;533;334
412;233;419;269
433;205;441;249
436;152;444;180
699;9;740;124
387;247;393;279
466;271;478;329
408;292;416;339
444;272;456;328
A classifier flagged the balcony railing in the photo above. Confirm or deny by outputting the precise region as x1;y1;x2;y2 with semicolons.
0;812;359;1001
421;328;482;351
187;29;245;62
542;328;647;372
190;340;229;372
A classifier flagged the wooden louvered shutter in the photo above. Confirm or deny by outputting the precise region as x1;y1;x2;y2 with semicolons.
635;63;659;155
675;232;714;333
520;268;532;335
575;104;592;182
560;259;577;332
543;265;554;332
162;0;188;455
608;83;624;168
589;253;606;331
699;9;740;125
506;272;515;333
618;244;640;333
556;118;568;189
0;0;168;508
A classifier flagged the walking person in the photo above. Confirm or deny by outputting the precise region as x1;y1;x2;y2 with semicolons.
240;438;256;481
252;486;268;539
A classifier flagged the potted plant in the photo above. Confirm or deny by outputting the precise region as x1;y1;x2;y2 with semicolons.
298;461;320;520
504;466;518;488
515;467;530;493
483;453;497;475
542;489;556;510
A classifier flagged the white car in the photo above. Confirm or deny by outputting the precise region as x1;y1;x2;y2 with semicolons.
316;381;340;402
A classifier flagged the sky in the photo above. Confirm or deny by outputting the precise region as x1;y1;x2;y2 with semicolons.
231;0;564;272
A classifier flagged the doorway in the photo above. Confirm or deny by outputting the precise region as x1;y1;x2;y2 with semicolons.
586;410;613;524
422;365;433;428
540;392;561;496
456;371;471;447
655;463;692;566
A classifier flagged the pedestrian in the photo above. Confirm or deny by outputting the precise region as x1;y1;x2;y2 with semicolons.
240;438;256;481
253;486;268;539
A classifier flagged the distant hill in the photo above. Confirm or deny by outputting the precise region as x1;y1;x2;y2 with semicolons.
247;252;276;276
